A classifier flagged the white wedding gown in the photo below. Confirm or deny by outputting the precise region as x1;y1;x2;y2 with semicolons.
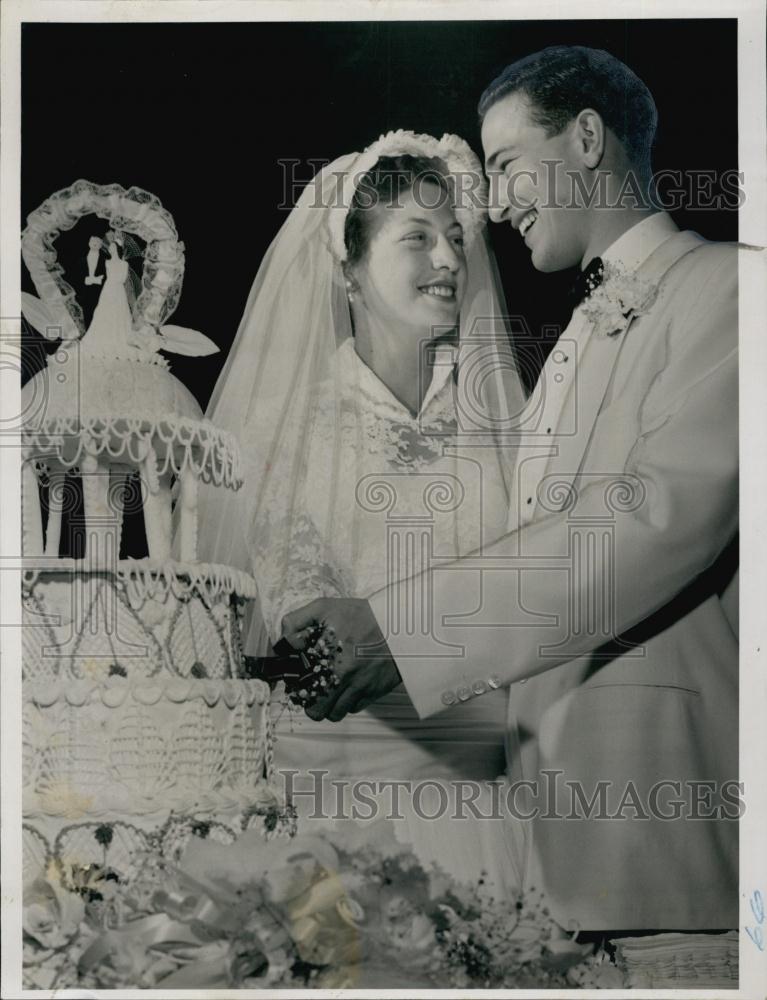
253;338;524;894
84;254;133;355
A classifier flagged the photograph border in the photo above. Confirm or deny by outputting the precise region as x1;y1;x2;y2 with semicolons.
2;1;765;997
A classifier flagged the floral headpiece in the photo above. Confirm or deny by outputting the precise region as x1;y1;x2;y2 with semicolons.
327;130;488;262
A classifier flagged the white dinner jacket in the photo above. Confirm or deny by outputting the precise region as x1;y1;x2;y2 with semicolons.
369;219;739;930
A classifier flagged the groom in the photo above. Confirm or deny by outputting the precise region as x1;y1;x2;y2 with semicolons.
284;46;738;933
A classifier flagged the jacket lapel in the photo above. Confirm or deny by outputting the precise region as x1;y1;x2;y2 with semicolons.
534;230;705;514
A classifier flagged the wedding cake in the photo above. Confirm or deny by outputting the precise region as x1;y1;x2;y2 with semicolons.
20;182;279;905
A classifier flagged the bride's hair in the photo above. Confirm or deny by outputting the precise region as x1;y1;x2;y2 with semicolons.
343;154;451;266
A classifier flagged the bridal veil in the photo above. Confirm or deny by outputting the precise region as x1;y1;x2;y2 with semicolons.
194;131;527;655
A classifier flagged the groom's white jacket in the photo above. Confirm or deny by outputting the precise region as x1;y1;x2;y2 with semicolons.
369;214;738;931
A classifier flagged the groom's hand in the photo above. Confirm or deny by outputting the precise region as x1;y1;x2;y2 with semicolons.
281;598;401;722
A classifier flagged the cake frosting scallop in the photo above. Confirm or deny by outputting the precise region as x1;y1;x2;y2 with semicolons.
20;181;279;899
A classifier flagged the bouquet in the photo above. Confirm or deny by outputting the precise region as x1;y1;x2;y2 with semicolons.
23;820;609;990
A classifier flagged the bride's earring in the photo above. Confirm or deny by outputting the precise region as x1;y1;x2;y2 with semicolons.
345;279;356;304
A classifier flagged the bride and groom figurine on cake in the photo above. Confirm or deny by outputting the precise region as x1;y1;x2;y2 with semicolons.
68;44;736;943
198;42;738;944
82;232;134;354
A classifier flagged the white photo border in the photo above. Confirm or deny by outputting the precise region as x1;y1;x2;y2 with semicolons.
1;2;764;998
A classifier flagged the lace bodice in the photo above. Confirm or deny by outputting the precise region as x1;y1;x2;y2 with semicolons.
251;339;510;641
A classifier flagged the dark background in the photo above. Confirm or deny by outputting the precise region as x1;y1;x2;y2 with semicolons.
22;18;738;401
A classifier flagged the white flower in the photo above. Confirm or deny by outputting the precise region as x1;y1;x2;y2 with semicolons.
23;870;85;951
580;261;658;337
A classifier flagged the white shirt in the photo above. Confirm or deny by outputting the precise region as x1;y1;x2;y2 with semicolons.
513;212;678;530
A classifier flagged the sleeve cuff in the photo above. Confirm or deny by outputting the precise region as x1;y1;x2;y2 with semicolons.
368;586;442;719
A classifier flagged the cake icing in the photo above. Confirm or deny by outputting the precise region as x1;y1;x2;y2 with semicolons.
20;182;279;902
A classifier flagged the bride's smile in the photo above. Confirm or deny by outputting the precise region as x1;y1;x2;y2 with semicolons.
347;181;467;338
418;277;458;300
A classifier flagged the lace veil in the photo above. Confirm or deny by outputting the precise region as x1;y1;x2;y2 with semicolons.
194;131;527;655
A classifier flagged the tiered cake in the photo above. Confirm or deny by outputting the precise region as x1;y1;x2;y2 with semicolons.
20;182;276;898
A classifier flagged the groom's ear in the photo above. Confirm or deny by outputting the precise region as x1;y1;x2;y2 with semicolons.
572;108;605;169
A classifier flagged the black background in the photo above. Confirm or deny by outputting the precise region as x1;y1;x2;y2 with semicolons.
22;19;738;401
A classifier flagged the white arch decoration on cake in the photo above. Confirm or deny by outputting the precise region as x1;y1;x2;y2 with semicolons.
20;181;240;564
22;179;185;349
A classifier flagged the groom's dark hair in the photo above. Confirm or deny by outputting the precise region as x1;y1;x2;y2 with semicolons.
479;46;658;173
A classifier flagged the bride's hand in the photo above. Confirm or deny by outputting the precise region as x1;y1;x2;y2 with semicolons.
281;598;401;721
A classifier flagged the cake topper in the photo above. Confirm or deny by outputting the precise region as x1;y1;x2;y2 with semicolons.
21;180;218;361
85;236;104;286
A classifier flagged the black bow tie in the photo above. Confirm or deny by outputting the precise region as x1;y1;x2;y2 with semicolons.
568;256;605;311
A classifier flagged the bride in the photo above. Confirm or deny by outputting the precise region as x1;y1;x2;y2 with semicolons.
197;131;527;893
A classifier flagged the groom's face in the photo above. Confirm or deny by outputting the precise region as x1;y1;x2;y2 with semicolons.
481;91;589;272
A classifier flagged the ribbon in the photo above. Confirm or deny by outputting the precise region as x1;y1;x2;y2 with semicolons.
76;835;363;988
78;914;200;973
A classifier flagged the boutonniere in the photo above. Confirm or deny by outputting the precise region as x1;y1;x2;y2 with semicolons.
580;262;658;338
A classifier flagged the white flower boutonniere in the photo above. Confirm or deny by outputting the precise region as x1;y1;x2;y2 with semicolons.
580;261;659;338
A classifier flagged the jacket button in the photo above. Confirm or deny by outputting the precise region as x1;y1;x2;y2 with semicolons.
488;674;502;689
471;680;487;695
441;690;457;706
457;686;471;701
